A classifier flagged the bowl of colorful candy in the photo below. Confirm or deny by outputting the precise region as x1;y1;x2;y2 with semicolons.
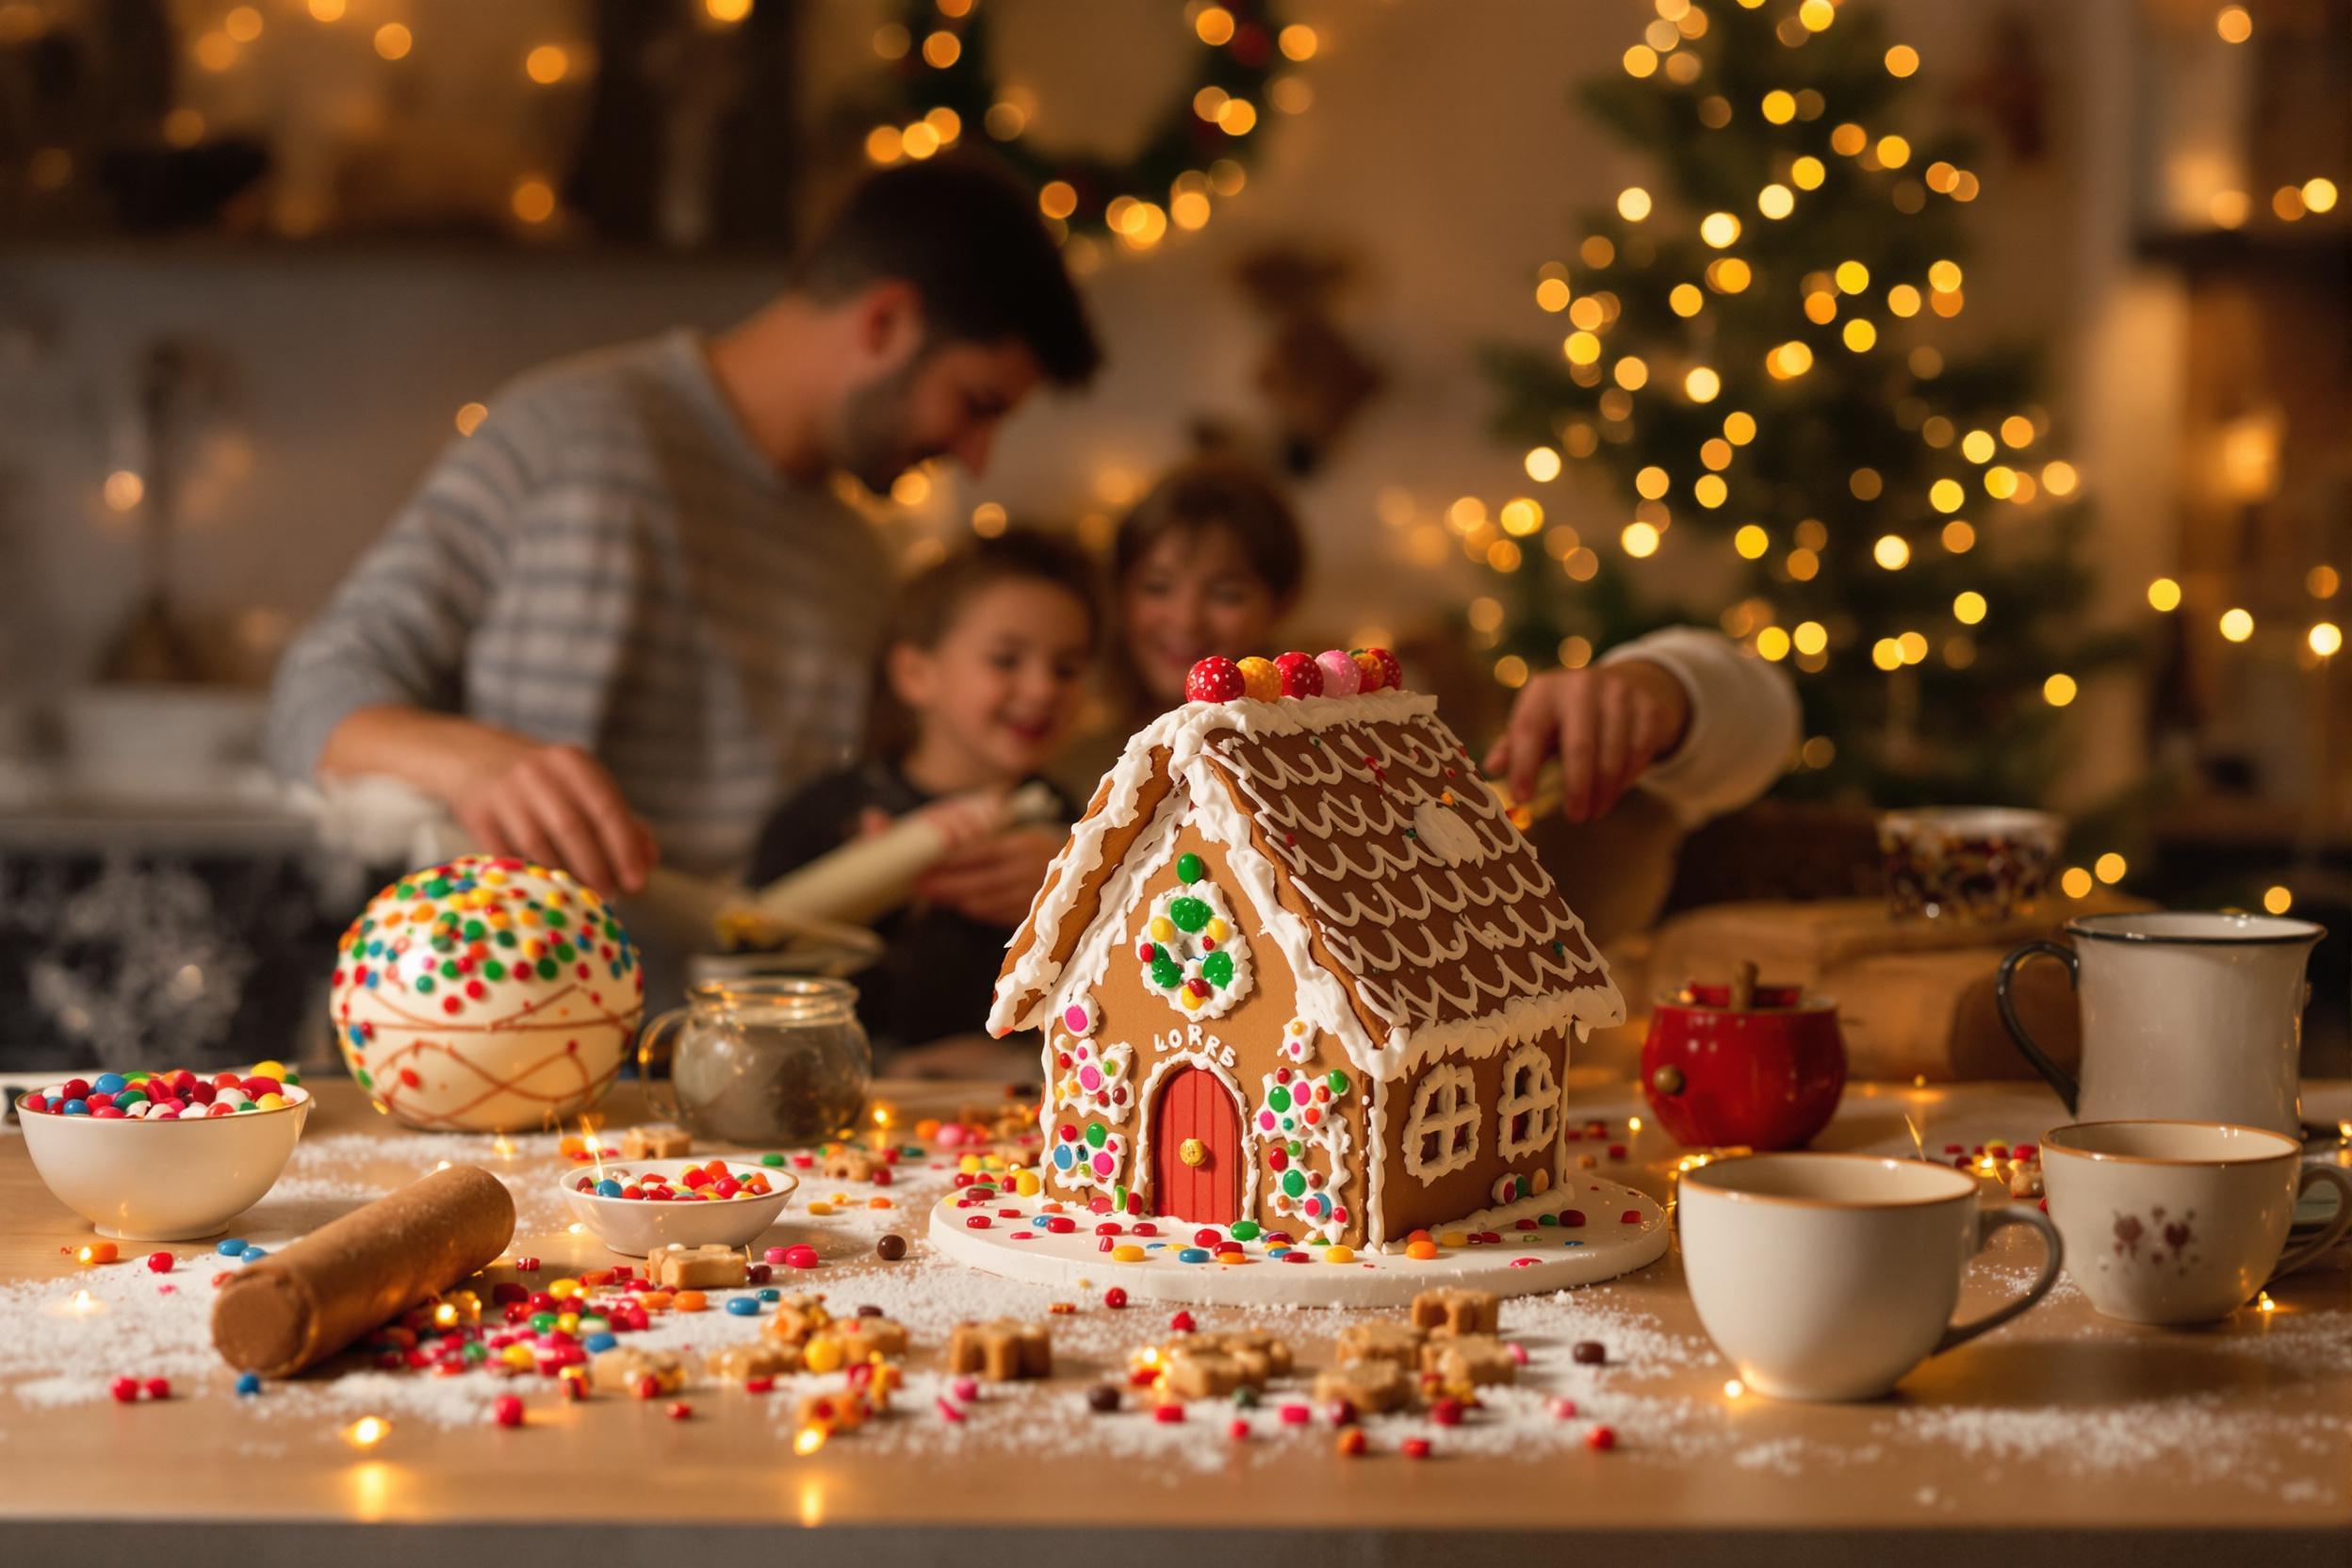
16;1066;312;1241
557;1157;798;1257
1878;807;2065;922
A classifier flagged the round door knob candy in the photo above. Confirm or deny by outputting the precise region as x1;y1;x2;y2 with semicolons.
1235;656;1282;702
1185;657;1246;703
1179;1137;1208;1168
1273;651;1325;698
1651;1065;1686;1097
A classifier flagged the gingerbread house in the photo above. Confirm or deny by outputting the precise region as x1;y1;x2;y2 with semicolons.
988;652;1624;1250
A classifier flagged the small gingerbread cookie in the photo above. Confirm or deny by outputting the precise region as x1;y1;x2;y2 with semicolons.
1159;1346;1247;1399
592;1347;687;1395
707;1341;802;1382
1421;1332;1517;1388
1334;1319;1426;1369
832;1315;910;1360
649;1242;749;1290
946;1318;1052;1381
620;1125;693;1160
1410;1286;1500;1337
1312;1358;1413;1414
763;1293;833;1346
821;1145;880;1183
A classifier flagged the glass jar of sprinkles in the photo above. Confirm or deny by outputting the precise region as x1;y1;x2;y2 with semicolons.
637;978;871;1146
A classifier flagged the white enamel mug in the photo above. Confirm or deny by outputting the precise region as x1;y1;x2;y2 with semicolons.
2041;1120;2352;1325
1998;911;2323;1138
1679;1153;2063;1401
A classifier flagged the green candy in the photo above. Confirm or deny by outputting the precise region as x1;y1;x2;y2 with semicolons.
529;1312;557;1333
1176;852;1204;884
1327;1069;1350;1097
1267;1085;1293;1114
1282;1170;1307;1199
1230;1220;1262;1241
760;1152;786;1167
536;958;558;979
1151;957;1184;989
1168;896;1211;934
1086;1122;1107;1149
1201;951;1234;986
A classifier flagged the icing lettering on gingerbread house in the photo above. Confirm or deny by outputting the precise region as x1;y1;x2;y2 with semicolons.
988;650;1623;1250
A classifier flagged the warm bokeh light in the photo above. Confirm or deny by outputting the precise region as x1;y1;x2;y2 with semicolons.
2147;577;2181;612
1734;525;1769;559
1952;591;1986;625
510;177;556;224
2310;622;2344;658
2262;886;2293;915
1279;24;1318;61
525;44;568;84
2215;5;2252;43
1885;44;1919;76
454;402;488;437
373;22;411;59
2043;673;2078;707
1621;520;1662;558
1525;447;1562;482
1618;187;1653;221
2061;867;2095;899
2094;853;2127;885
1685;367;1722;402
2219;608;2254;643
1873;534;1911;571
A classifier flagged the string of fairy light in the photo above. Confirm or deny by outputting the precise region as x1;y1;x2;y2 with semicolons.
860;0;1318;273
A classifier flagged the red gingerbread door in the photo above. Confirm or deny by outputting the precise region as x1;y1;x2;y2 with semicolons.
1151;1067;1242;1225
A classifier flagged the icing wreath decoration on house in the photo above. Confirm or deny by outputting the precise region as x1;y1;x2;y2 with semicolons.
868;0;1315;247
1137;853;1252;1019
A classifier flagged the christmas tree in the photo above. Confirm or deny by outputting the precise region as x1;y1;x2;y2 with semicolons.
1480;0;2132;806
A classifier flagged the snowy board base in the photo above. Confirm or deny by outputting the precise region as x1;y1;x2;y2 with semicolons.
927;1176;1668;1308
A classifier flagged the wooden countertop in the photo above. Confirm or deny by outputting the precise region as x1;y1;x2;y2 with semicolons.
2;1077;2346;1568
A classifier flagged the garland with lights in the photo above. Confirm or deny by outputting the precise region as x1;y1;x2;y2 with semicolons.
1478;0;2134;808
868;0;1311;246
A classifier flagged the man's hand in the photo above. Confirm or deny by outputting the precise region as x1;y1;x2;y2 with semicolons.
1482;659;1691;823
914;825;1061;929
443;733;658;895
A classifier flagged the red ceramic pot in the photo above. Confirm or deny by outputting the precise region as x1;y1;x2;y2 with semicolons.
1641;984;1846;1151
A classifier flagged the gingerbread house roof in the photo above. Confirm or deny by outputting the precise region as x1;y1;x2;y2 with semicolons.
990;688;1623;1080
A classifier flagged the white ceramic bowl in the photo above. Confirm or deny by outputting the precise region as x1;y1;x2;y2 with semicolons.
556;1159;798;1257
17;1089;312;1241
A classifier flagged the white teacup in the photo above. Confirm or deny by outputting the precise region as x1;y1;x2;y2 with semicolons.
1679;1153;2063;1401
2041;1120;2352;1325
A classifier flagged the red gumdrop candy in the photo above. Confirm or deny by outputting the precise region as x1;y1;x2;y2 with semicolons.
1184;657;1245;704
1358;646;1402;693
493;1394;524;1428
1273;651;1324;698
110;1377;140;1403
143;1378;170;1400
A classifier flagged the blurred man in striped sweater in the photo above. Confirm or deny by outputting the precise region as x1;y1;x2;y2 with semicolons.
267;156;1100;899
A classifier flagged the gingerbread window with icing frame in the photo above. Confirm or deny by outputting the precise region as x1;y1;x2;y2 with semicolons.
1403;1061;1479;1181
1495;1040;1560;1161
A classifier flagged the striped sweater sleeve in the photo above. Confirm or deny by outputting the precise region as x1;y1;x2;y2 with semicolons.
263;420;537;782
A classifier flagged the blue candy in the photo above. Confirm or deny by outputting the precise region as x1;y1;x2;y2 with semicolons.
235;1372;262;1396
595;1179;624;1198
216;1238;249;1256
92;1073;125;1096
240;1246;268;1262
756;1287;780;1302
725;1297;760;1316
584;1332;618;1353
1176;1246;1212;1264
61;1100;88;1116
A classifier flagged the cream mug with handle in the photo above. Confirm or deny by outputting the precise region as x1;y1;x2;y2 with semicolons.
2041;1120;2352;1325
1998;911;2323;1138
1679;1152;2063;1401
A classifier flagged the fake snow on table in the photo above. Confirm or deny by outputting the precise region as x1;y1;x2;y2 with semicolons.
926;1177;1670;1307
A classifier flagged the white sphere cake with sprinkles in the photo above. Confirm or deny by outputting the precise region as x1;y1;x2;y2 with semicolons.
332;856;644;1133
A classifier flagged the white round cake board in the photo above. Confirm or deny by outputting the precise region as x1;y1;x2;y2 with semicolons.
927;1175;1669;1308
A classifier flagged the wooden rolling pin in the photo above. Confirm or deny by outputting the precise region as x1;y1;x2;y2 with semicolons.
211;1165;515;1378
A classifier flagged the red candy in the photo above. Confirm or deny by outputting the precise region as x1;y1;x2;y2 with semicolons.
109;1377;140;1403
1153;1403;1185;1424
493;1394;524;1428
1273;650;1324;698
1356;646;1402;692
1403;1436;1432;1460
666;1401;693;1421
1184;657;1245;704
781;1245;820;1269
1168;1311;1196;1333
1228;1418;1250;1442
1586;1424;1618;1451
1103;1287;1128;1309
145;1252;173;1274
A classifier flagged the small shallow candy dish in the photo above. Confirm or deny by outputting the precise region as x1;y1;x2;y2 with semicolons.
556;1158;798;1257
17;1080;312;1242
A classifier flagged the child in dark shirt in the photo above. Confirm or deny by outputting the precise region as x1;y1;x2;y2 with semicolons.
748;531;1097;1064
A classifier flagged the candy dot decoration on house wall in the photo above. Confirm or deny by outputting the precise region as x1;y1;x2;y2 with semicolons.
331;856;643;1133
1135;855;1253;1021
